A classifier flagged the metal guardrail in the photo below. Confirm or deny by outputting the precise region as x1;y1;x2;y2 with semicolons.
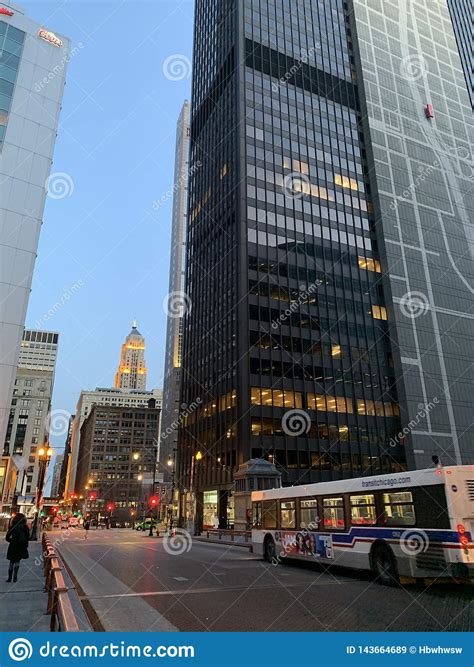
204;529;251;542
42;534;81;632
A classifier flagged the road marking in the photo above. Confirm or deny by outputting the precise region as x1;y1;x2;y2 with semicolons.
173;577;188;582
79;580;354;600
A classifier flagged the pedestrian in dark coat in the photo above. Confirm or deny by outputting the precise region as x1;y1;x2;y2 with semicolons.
5;513;30;583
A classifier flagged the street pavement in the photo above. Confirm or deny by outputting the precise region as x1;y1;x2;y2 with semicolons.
0;532;91;632
53;528;473;633
0;538;51;631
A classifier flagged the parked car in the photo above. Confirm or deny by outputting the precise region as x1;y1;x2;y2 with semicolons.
111;520;131;528
135;519;157;531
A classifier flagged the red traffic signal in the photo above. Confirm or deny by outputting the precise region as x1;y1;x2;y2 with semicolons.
106;502;115;512
149;496;159;507
89;492;97;501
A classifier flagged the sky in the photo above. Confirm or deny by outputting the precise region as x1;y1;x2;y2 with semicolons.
19;0;195;461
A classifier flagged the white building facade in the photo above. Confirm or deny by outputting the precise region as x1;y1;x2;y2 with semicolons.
0;2;70;450
2;329;59;508
160;101;190;475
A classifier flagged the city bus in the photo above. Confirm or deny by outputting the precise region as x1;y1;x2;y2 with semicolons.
251;466;473;585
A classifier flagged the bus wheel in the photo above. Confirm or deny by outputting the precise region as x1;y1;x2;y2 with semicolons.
372;544;399;586
264;536;276;563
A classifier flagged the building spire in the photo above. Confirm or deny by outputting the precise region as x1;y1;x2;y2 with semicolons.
114;323;147;390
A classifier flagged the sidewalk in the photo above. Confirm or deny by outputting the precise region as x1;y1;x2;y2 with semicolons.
0;536;51;631
0;533;91;632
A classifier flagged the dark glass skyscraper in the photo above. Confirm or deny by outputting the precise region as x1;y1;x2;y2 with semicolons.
447;0;473;107
178;0;474;529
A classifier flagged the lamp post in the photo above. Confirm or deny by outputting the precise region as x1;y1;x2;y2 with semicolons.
167;448;177;532
30;444;54;541
137;473;143;523
189;451;202;536
148;439;159;537
131;452;143;522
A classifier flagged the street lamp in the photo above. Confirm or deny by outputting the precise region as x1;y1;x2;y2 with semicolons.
148;439;159;536
137;473;143;521
188;451;203;536
30;445;54;540
167;448;177;531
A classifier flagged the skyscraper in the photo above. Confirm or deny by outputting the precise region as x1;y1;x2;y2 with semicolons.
160;101;191;473
447;0;473;107
64;387;162;497
50;454;63;498
178;0;473;527
74;403;161;509
0;3;70;449
3;329;59;505
114;321;147;390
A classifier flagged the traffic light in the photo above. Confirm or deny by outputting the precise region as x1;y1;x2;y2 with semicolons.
89;492;97;501
106;502;115;512
149;496;159;507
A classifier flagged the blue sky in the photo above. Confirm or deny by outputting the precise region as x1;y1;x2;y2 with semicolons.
21;0;194;457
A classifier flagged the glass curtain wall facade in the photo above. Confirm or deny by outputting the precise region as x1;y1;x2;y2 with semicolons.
350;0;473;469
160;101;191;476
447;0;473;108
0;20;25;146
179;0;405;525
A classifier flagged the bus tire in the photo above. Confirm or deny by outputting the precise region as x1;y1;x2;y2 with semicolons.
371;543;399;586
264;535;276;563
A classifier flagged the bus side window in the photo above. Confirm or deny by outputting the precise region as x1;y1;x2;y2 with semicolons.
280;500;296;529
252;502;262;529
300;498;319;529
383;491;416;526
262;500;278;529
322;497;345;530
350;494;377;525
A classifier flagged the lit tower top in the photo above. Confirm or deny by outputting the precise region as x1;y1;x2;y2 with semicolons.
114;321;147;390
